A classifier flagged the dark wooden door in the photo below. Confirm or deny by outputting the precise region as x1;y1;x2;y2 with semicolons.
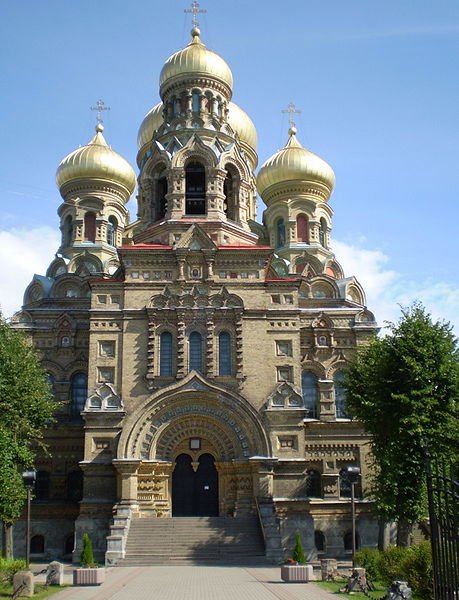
194;454;219;516
172;453;219;516
172;454;195;516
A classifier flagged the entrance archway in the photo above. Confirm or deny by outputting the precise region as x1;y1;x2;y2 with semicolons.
172;453;219;516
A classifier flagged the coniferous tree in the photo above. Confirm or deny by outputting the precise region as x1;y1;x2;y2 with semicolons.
345;303;459;545
292;530;306;564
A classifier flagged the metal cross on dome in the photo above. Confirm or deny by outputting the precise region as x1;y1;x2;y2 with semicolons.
90;99;110;126
185;1;206;28
282;102;302;129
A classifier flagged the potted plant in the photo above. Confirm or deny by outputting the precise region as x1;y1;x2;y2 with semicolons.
73;533;105;585
281;531;313;582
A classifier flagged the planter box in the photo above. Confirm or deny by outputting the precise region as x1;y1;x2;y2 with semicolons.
281;564;313;582
73;568;105;586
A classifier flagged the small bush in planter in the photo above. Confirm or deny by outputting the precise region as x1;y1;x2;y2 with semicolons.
291;531;306;564
80;533;96;568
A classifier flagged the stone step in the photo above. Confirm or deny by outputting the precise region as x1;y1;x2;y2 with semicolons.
118;515;266;567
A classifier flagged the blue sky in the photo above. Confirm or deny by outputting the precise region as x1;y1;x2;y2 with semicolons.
1;0;458;333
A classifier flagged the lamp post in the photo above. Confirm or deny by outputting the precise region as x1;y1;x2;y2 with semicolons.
22;470;36;569
345;465;360;567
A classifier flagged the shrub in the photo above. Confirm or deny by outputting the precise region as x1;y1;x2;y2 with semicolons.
80;532;95;567
402;542;433;600
354;547;382;580
291;531;306;564
379;545;408;584
0;558;27;584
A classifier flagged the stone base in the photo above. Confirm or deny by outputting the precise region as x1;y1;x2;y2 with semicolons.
73;568;105;586
281;564;313;582
13;571;34;597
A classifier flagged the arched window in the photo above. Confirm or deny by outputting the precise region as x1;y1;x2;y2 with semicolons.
66;470;83;502
71;372;87;417
34;471;50;501
223;166;238;221
84;212;96;242
319;218;327;247
218;331;232;376
30;535;45;554
276;218;286;248
302;371;318;418
339;468;352;498
160;331;173;376
344;531;359;551
315;530;326;553
64;215;73;246
156;171;168;220
47;374;56;399
64;533;75;556
334;371;349;418
306;470;321;497
106;216;118;246
297;214;309;242
189;332;203;373
185;162;206;215
192;90;200;112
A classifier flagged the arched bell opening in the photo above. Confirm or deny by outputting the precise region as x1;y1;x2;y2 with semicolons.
185;161;206;215
223;164;239;221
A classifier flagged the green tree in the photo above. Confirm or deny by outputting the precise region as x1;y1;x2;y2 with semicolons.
291;531;306;564
80;533;95;567
0;316;56;557
345;304;459;546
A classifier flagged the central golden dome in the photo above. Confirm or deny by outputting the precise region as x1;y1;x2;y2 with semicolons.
159;27;233;99
56;124;136;198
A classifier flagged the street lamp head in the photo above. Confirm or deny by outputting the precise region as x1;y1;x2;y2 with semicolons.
22;470;36;489
345;465;361;484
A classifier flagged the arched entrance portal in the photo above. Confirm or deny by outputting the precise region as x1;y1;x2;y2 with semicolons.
172;453;219;517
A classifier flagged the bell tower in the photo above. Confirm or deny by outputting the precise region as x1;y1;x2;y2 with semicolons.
132;21;259;247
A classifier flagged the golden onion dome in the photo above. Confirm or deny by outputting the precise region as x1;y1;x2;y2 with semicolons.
137;102;164;150
159;27;233;99
257;127;335;199
227;102;257;151
56;124;136;196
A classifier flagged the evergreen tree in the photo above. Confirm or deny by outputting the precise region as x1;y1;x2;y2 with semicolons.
80;533;95;567
345;304;459;545
0;316;56;557
292;530;306;564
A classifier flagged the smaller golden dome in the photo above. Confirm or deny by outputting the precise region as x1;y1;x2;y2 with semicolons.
137;102;164;150
159;28;233;98
56;124;136;196
257;129;335;199
227;102;258;152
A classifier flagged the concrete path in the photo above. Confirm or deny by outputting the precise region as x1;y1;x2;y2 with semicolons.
45;566;337;600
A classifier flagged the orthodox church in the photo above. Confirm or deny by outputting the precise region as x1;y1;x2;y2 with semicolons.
12;12;379;563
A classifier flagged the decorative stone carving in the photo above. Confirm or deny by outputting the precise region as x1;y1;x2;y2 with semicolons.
85;384;123;412
266;382;303;409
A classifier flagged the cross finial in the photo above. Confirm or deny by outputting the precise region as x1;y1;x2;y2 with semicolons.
90;99;110;126
184;1;206;29
282;102;302;130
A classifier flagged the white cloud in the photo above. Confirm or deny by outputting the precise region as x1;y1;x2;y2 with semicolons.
333;239;459;335
0;227;59;318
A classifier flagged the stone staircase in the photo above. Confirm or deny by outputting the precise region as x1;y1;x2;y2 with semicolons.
116;516;268;566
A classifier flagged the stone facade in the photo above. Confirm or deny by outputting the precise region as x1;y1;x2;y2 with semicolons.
11;19;379;563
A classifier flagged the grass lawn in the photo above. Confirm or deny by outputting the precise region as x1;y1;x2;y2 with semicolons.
0;582;67;599
316;579;387;599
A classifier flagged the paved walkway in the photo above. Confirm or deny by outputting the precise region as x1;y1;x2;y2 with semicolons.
42;566;337;600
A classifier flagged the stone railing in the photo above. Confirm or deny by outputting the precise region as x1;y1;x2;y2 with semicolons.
105;505;133;566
